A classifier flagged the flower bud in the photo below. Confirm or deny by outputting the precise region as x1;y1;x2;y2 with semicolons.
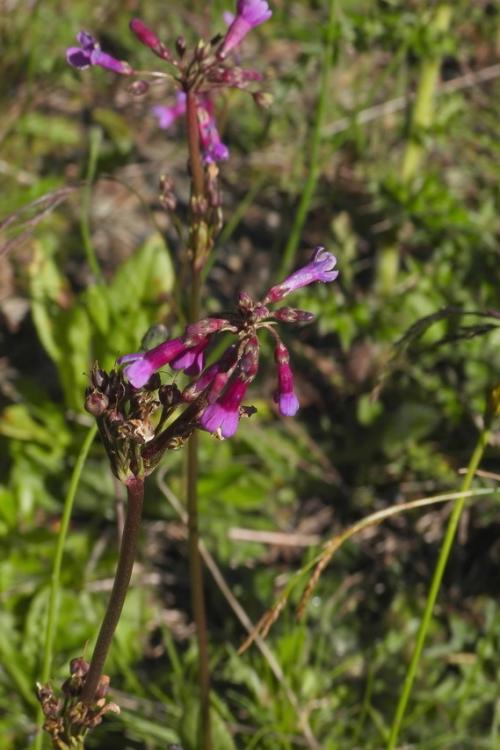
159;175;177;211
85;389;109;416
70;657;89;676
130;18;161;49
95;674;110;700
175;35;186;57
273;307;316;324
185;317;231;338
238;291;254;311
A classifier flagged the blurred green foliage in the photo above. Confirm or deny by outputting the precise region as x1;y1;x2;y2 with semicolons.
1;1;500;748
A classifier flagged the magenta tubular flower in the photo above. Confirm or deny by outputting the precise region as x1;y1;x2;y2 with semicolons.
182;344;238;402
200;377;248;438
66;31;132;75
153;95;228;163
117;337;187;388
152;92;187;129
197;99;229;164
170;339;209;376
200;337;258;438
265;246;339;303
219;0;272;58
274;341;299;416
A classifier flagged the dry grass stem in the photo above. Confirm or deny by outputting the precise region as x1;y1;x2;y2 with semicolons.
296;488;495;620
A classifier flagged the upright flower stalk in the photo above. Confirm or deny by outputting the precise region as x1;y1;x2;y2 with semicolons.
39;5;342;748
185;84;213;750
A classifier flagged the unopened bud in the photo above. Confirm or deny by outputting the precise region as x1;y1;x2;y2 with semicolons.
274;307;316;324
70;657;89;676
95;674;110;700
85;389;109;416
185;317;230;341
159;174;177;211
238;291;254;311
240;336;260;378
175;35;186;57
253;304;270;322
194;39;208;62
130;18;165;55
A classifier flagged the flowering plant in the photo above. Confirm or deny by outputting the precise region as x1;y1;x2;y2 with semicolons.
37;4;340;749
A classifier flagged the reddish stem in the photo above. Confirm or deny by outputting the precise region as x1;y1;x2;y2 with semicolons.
186;89;205;200
81;477;144;704
185;87;212;750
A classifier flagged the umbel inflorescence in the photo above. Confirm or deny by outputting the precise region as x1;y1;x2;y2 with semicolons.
85;248;339;483
66;0;272;165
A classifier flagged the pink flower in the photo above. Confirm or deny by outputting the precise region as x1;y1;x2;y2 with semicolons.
119;318;232;388
66;31;132;75
200;337;259;438
118;337;187;388
200;377;248;438
182;345;238;402
274;341;299;416
170;339;208;376
220;0;272;58
197;99;229;164
152;92;187;129
153;94;229;164
265;247;338;303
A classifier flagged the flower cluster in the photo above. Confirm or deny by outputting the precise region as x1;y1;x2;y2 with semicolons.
66;0;272;164
117;247;338;439
36;658;119;750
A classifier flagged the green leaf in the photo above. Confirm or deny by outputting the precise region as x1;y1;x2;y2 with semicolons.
83;283;110;336
56;301;92;411
107;233;174;315
28;240;68;365
17;112;81;146
0;404;54;444
179;698;236;750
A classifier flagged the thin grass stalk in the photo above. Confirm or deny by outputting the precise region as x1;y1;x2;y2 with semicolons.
386;421;491;749
34;424;97;750
375;4;452;294
238;486;497;654
81;476;144;704
80;126;104;283
278;0;337;277
185;89;212;750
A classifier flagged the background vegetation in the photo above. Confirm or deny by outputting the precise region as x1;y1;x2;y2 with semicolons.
1;1;499;748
